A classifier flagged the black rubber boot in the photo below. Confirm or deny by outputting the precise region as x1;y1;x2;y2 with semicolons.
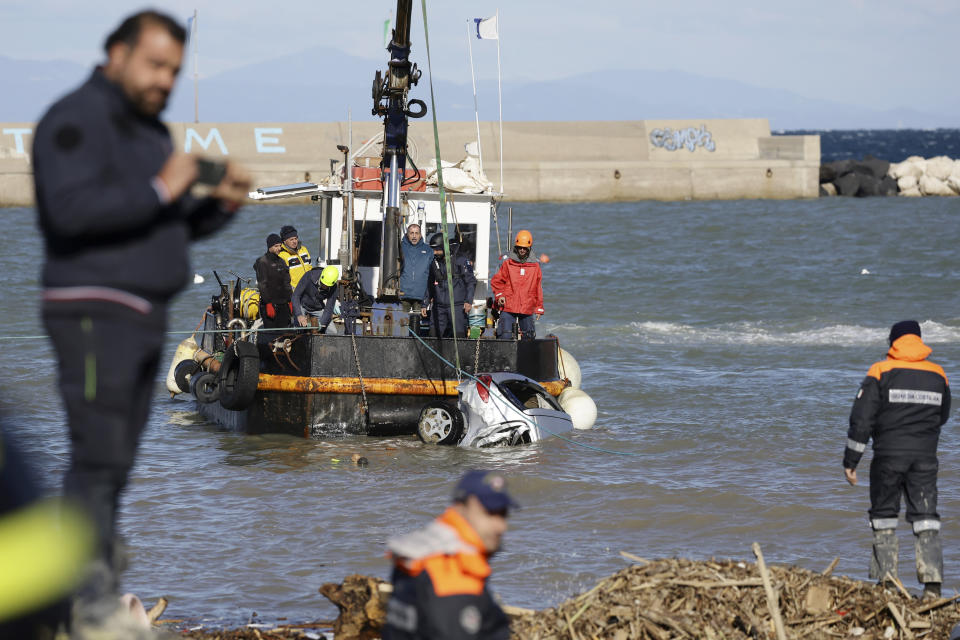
869;528;898;582
915;530;943;585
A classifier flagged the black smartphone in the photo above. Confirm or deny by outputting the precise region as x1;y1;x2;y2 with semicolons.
195;158;227;186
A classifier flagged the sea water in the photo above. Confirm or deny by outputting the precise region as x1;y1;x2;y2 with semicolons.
3;195;960;625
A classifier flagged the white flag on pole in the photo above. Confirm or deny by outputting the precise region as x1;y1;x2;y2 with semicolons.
474;15;498;40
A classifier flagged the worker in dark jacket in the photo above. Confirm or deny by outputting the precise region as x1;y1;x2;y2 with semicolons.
32;9;250;603
421;233;477;338
254;233;293;329
383;470;514;640
293;265;340;333
491;230;544;340
844;320;951;599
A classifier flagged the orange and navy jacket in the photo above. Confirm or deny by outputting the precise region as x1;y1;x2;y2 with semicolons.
490;250;544;316
382;507;509;640
845;334;951;469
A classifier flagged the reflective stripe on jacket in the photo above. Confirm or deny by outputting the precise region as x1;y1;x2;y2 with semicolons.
845;334;951;469
277;245;312;289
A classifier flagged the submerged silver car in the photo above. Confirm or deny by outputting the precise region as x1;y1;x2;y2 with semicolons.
416;372;573;447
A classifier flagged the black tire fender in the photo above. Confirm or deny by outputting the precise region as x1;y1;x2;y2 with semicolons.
218;341;260;411
191;371;220;404
417;401;465;445
174;359;200;393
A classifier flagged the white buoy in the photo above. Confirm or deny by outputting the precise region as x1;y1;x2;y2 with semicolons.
193;273;205;284
860;268;870;275
558;388;596;430
164;336;199;395
558;348;581;389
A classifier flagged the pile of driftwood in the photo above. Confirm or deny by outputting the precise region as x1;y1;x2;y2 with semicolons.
511;546;960;640
171;545;960;639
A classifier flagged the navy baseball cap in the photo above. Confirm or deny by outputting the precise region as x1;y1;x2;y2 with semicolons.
453;470;518;512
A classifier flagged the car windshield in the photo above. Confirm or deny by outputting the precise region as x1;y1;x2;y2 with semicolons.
498;380;563;411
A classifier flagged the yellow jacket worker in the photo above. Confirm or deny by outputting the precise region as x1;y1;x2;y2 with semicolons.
277;224;312;288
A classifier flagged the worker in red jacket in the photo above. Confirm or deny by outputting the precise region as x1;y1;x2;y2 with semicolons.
490;230;543;340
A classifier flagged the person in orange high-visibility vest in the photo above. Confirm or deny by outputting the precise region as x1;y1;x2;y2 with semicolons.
382;470;515;640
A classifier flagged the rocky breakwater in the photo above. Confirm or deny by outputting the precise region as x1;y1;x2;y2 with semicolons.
820;155;960;197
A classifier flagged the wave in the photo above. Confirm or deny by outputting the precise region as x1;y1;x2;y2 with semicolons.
549;320;960;346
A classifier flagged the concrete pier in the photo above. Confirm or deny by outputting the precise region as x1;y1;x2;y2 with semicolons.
0;119;819;205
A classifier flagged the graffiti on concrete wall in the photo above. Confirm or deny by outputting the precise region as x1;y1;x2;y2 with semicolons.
649;124;716;152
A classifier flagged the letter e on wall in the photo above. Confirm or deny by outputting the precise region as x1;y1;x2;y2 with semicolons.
254;128;286;154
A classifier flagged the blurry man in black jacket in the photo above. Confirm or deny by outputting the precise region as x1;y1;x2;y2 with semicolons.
32;9;250;605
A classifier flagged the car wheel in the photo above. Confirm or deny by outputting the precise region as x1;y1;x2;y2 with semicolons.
417;401;465;445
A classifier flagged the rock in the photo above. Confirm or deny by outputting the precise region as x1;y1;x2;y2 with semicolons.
820;182;837;196
879;175;898;196
819;164;837;184
948;175;960;195
900;186;923;197
861;155;890;179
897;175;918;191
920;175;955;196
857;174;881;197
925;155;954;180
834;173;861;197
830;159;855;177
893;158;926;180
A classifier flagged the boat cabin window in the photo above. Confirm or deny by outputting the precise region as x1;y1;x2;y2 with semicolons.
423;223;477;264
354;221;383;267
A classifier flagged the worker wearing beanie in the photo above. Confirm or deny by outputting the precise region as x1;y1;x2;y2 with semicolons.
844;320;951;599
254;233;293;329
276;225;312;289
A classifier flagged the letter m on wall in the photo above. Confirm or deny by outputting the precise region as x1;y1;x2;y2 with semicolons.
184;128;229;155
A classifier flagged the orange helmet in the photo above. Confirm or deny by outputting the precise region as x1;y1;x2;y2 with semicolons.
514;230;533;247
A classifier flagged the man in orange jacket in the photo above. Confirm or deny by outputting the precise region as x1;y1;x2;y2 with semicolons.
383;470;515;640
491;230;543;340
844;320;950;599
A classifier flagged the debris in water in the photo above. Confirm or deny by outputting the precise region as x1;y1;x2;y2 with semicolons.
861;268;871;275
194;273;205;284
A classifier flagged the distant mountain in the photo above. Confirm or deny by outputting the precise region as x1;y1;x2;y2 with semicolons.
3;51;956;129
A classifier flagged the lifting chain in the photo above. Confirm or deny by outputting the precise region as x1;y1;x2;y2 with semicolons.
350;331;369;420
473;336;482;376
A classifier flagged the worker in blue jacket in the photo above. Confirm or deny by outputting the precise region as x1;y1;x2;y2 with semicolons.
293;266;340;333
399;223;432;310
32;9;250;607
422;233;477;338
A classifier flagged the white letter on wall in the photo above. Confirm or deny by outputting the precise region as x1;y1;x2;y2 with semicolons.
2;128;33;154
254;128;286;154
184;128;229;154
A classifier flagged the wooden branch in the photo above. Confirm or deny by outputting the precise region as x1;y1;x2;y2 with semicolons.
914;593;960;614
886;602;914;640
821;557;840;577
619;550;649;564
146;597;168;625
752;543;787;640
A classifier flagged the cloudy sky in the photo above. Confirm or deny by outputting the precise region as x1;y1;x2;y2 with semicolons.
2;0;957;118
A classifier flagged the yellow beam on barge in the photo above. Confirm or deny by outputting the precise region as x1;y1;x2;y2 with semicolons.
257;373;569;397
